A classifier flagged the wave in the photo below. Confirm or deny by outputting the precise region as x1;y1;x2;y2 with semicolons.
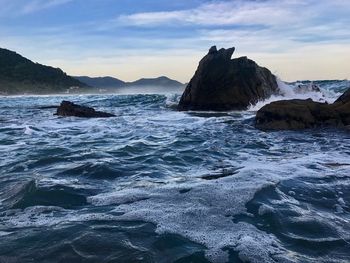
0;179;88;210
1;82;349;263
249;78;347;111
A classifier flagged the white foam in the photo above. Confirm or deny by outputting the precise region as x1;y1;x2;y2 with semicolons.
2;92;349;262
24;125;34;135
1;152;348;262
248;78;340;112
88;177;285;262
165;93;182;109
335;204;344;214
87;152;349;262
338;197;346;207
0;231;12;237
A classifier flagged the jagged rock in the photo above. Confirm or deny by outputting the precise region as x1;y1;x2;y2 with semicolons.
178;46;279;111
55;101;115;118
255;89;350;130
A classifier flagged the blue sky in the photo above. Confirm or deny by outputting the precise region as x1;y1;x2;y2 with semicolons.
0;0;349;82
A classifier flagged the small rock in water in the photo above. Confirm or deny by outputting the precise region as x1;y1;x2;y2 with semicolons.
55;100;115;118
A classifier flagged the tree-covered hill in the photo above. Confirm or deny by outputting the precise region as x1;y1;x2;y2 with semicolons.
0;48;88;95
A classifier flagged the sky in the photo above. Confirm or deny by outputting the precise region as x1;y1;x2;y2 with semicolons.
0;0;349;82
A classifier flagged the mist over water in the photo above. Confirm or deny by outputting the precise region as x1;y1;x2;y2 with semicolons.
91;85;185;96
0;80;349;262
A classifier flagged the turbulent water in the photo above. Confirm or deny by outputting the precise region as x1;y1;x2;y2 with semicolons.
0;80;349;263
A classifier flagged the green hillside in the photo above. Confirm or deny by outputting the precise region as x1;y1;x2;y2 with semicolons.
0;48;88;95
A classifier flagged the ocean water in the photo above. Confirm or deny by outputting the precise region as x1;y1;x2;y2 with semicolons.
0;80;349;263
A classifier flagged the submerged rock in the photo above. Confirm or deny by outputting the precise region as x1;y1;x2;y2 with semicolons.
255;89;350;130
178;46;279;111
55;100;115;118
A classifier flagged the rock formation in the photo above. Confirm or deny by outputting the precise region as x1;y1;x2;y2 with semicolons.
55;101;115;118
255;89;350;130
178;46;279;111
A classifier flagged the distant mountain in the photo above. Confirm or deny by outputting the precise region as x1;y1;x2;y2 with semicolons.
74;76;125;88
0;48;88;95
127;76;184;87
75;75;184;89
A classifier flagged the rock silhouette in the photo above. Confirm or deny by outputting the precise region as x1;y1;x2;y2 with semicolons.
55;101;115;118
178;46;279;111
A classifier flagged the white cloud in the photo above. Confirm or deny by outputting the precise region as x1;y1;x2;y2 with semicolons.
1;0;349;81
21;0;73;14
117;0;350;45
0;0;74;16
118;0;305;27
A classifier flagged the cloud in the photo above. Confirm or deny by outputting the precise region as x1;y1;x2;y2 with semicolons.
1;0;349;81
116;0;350;49
21;0;73;14
118;0;304;27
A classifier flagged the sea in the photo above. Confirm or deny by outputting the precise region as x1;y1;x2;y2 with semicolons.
0;80;349;263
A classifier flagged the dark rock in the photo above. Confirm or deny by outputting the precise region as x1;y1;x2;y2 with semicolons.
208;45;218;54
55;101;115;118
334;88;350;126
255;89;350;130
334;88;350;104
178;46;279;111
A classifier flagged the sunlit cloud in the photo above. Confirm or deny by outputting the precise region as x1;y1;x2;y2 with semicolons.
0;0;349;81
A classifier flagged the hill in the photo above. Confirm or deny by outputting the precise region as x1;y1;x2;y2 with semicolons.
75;75;184;89
0;48;88;95
74;76;125;89
127;76;183;87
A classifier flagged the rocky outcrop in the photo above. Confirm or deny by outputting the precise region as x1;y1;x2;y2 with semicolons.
255;89;350;130
178;46;279;111
55;101;115;118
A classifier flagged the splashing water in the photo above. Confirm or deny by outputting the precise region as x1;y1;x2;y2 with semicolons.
248;78;347;111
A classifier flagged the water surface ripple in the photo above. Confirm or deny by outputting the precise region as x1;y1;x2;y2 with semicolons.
0;90;349;262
